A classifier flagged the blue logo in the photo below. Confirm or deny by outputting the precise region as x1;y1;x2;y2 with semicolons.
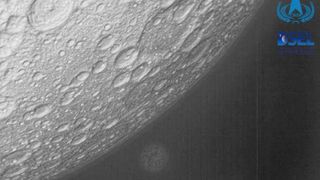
277;0;315;23
277;31;315;56
278;31;315;46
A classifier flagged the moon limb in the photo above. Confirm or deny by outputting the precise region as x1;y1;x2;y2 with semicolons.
0;0;263;179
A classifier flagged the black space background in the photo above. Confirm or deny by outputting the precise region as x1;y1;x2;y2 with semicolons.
59;1;320;180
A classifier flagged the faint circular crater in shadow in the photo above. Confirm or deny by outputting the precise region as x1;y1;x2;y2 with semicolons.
139;143;169;173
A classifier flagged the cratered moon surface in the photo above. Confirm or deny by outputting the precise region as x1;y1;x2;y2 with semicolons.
0;0;263;179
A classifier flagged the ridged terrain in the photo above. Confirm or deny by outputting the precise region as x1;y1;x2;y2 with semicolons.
0;0;263;179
